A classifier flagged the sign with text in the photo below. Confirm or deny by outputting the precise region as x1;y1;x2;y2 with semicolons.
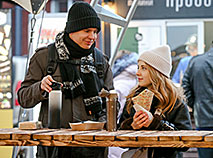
116;0;213;19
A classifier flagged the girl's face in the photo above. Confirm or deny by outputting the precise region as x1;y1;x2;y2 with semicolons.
136;61;152;88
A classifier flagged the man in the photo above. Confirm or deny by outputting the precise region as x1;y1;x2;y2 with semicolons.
18;2;114;158
182;46;213;158
172;34;198;84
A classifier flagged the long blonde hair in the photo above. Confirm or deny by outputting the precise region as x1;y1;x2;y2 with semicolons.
126;63;184;114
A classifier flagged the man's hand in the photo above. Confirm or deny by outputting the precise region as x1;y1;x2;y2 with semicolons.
40;75;55;93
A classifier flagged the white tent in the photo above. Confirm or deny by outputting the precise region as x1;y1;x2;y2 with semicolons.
11;0;48;14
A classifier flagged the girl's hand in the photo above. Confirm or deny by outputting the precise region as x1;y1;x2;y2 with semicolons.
131;110;153;129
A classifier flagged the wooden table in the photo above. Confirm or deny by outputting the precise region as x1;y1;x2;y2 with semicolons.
0;128;213;148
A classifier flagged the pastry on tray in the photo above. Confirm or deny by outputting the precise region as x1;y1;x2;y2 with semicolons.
19;121;42;130
69;121;105;131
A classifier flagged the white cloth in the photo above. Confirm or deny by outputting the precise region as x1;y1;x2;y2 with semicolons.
108;147;129;158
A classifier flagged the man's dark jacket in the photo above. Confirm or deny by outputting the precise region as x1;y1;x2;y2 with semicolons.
182;47;213;128
18;44;114;158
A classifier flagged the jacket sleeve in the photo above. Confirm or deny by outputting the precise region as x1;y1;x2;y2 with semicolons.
182;60;194;108
97;55;114;122
18;49;48;108
103;55;114;91
119;100;192;131
168;101;192;130
118;102;134;130
148;101;192;131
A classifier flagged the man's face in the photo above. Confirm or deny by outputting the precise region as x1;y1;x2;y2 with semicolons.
186;45;198;56
69;28;98;49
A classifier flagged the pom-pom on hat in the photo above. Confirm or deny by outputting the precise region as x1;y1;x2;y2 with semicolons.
138;45;172;78
65;2;101;33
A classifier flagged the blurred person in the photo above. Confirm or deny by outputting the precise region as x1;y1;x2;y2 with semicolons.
17;2;114;158
112;50;139;120
170;45;189;78
108;50;138;158
182;45;213;158
119;45;192;158
172;34;198;84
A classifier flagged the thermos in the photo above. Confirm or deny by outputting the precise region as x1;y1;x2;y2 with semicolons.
106;90;118;132
48;82;62;129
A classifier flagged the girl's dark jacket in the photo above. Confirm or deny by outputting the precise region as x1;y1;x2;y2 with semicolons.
119;88;192;158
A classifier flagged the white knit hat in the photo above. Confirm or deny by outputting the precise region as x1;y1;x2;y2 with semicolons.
138;45;172;78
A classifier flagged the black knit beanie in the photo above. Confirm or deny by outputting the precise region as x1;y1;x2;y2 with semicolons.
65;2;101;33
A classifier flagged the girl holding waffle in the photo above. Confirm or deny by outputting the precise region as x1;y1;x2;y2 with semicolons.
119;45;192;158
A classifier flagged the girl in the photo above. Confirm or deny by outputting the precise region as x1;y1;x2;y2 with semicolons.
119;45;192;158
